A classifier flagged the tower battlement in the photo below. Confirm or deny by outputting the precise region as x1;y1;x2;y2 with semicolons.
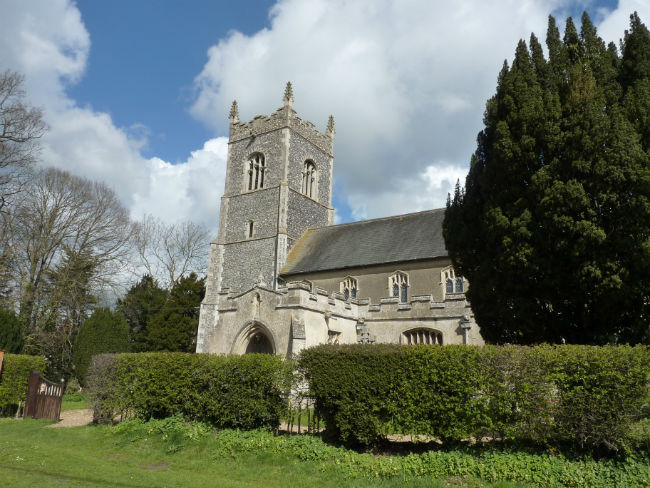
228;83;334;156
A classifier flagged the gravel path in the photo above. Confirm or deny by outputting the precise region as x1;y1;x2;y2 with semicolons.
48;408;93;428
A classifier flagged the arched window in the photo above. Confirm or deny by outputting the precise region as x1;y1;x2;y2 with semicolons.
340;276;358;301
441;267;465;297
389;271;409;303
246;153;266;191
403;328;443;345
301;160;317;199
455;277;464;293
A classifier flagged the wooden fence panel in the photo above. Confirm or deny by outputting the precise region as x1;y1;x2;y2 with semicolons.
24;371;64;420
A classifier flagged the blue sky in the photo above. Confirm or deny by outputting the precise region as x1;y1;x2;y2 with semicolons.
69;1;277;163
1;0;647;232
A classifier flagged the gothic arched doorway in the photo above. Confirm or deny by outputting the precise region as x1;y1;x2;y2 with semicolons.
232;320;276;355
245;331;273;354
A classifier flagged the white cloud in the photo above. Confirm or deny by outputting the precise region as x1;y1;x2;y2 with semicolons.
0;0;647;241
130;138;227;225
0;0;225;233
348;163;467;220
191;0;648;220
597;0;649;45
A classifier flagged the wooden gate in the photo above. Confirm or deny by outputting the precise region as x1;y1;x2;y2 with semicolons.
24;371;64;420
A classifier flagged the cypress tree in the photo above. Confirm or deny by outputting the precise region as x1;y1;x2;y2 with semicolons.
444;12;650;344
72;308;130;384
116;275;168;352
146;273;205;352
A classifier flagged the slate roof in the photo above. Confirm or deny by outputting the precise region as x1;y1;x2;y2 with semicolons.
280;208;448;276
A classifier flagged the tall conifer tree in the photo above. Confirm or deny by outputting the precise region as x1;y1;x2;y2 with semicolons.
444;12;650;344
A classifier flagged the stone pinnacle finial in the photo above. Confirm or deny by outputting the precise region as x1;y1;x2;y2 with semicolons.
327;115;335;134
229;100;239;122
283;82;294;107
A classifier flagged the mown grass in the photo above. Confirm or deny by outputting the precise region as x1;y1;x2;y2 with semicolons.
0;417;525;488
1;416;648;487
60;391;89;412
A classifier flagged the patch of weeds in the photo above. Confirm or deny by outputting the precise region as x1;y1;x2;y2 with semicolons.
111;415;212;452
210;428;650;487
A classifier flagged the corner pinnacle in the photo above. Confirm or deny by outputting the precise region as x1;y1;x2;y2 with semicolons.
229;100;239;122
327;115;335;134
283;82;294;107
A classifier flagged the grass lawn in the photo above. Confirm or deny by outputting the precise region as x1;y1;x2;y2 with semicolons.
0;418;527;488
60;392;89;412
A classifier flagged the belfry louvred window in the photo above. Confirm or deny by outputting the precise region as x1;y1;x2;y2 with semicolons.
302;160;316;198
247;153;265;191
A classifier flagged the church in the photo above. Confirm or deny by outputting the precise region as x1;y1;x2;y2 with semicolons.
196;84;483;356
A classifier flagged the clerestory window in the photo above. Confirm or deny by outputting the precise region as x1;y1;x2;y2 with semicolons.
389;271;409;303
246;153;266;191
301;160;317;199
340;276;358;301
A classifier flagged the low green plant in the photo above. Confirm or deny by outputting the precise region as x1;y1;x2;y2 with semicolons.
112;414;212;452
206;427;650;487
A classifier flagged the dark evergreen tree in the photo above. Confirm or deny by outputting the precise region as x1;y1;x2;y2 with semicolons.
444;12;650;344
0;308;23;353
116;275;168;351
146;273;204;352
72;308;130;385
619;12;650;152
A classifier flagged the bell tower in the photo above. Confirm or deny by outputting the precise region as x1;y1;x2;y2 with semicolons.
197;83;334;352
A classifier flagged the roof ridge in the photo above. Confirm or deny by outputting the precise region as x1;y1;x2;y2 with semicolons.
313;208;445;232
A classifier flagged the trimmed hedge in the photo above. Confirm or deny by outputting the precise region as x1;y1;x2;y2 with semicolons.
87;352;292;430
299;344;650;453
0;353;47;416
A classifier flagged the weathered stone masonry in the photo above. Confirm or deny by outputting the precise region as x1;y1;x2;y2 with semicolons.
196;84;482;355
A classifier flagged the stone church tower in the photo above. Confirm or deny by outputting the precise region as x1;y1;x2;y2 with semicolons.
196;83;335;352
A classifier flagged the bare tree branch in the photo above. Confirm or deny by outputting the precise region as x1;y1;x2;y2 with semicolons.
133;214;210;288
6;168;135;330
0;70;47;212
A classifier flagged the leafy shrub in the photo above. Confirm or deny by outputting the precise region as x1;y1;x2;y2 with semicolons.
86;354;118;422
300;344;650;454
73;308;130;385
0;353;46;416
87;352;292;430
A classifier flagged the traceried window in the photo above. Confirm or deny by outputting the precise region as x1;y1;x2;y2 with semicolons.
301;160;317;199
441;267;464;296
403;328;443;345
246;153;266;191
389;271;409;303
340;276;358;301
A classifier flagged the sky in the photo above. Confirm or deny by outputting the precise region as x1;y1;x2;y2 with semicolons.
1;0;648;234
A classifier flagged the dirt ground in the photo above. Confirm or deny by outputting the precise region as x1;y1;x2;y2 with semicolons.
48;409;93;428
